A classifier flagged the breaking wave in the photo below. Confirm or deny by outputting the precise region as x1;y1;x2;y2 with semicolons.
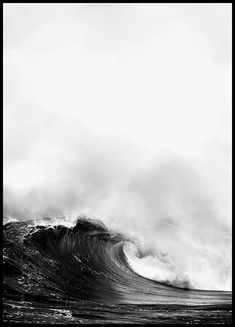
3;217;231;307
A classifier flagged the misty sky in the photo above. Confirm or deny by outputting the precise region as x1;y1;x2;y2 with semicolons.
3;4;231;220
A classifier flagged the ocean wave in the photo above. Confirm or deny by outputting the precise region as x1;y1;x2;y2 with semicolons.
3;218;231;306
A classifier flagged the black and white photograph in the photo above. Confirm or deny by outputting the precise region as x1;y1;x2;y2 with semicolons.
3;3;232;324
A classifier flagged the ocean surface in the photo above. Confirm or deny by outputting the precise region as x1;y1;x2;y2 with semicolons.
3;218;232;324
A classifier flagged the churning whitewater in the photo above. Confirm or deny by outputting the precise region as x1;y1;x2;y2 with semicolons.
3;217;231;324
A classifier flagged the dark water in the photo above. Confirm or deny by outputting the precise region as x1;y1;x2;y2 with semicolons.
3;218;232;324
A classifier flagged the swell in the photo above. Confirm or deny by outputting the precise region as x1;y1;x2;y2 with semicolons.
3;218;231;306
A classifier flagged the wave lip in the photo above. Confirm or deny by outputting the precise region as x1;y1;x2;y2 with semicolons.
123;241;194;290
3;218;232;306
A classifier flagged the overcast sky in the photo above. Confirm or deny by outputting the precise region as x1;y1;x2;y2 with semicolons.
3;3;231;222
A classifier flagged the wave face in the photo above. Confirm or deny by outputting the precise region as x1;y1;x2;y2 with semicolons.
3;218;232;324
